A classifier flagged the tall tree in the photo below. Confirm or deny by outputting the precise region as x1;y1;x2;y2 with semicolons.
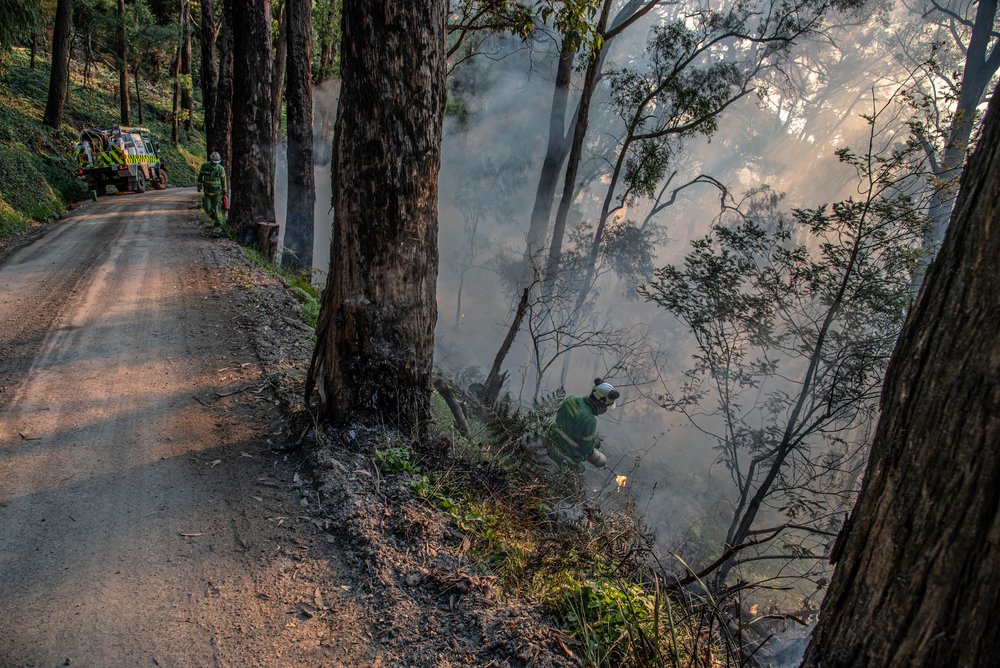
271;1;288;143
229;0;275;246
282;0;314;272
306;0;447;430
200;0;217;152
43;0;73;130
800;94;1000;668
180;1;193;131
213;0;234;172
117;0;130;124
917;0;1000;243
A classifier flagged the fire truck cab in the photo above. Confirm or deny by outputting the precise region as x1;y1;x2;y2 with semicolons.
73;126;168;196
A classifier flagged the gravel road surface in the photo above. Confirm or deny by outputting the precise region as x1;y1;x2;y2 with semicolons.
0;189;373;667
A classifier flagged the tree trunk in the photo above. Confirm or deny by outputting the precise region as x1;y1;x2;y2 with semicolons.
43;0;73;130
306;0;446;431
229;0;275;247
281;0;314;272
214;0;234;173
171;48;180;144
117;0;130;124
801;94;1000;668
520;44;575;272
271;2;288;143
134;68;143;123
482;286;530;404
181;1;193;131
200;0;217;153
925;0;999;244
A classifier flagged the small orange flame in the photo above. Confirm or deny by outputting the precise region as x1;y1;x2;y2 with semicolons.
615;475;627;488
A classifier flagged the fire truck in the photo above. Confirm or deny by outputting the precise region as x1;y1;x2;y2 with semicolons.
73;126;168;196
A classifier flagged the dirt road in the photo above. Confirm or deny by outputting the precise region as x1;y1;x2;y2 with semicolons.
0;189;372;667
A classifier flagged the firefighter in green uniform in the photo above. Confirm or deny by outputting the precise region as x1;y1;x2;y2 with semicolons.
197;152;227;226
546;378;620;472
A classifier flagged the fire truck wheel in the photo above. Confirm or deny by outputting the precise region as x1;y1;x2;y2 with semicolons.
136;173;146;194
95;183;107;197
154;169;168;190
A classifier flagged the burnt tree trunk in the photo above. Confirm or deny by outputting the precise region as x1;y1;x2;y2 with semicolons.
213;0;234;173
801;95;1000;668
271;1;288;143
200;0;217;152
229;0;275;247
43;0;73;130
306;0;446;431
117;0;130;124
181;2;193;131
281;0;314;272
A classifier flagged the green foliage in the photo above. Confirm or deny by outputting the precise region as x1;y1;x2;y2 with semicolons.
482;388;564;473
376;447;422;473
0;0;41;52
639;100;932;576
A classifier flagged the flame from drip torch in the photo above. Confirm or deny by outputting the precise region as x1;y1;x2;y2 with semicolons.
615;475;627;488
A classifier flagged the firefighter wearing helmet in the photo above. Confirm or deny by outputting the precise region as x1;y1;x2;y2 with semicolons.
546;378;620;472
197;152;227;226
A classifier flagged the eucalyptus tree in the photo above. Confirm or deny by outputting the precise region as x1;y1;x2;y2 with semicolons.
200;0;217;152
551;0;863;387
282;0;314;272
307;0;447;431
213;0;233;171
801;86;1000;668
229;0;275;247
902;0;1000;243
640;96;934;585
43;0;73;130
180;0;192;131
116;0;130;124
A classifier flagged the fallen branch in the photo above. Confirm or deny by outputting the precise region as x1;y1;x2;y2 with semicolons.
433;376;472;441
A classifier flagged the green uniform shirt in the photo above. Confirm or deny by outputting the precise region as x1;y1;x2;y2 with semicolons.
547;395;598;463
198;162;227;195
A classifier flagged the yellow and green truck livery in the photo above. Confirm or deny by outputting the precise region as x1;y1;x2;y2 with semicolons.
73;126;168;196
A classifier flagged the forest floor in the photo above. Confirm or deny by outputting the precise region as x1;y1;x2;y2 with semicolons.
0;188;573;668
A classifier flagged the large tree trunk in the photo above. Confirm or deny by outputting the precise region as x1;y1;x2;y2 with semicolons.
43;0;73;130
801;95;1000;668
214;0;234;173
306;0;446;431
200;0;217;153
229;0;275;247
281;0;314;272
117;0;130;124
181;2;193;131
271;2;288;143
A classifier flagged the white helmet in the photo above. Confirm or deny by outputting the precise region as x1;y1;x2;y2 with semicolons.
590;378;619;409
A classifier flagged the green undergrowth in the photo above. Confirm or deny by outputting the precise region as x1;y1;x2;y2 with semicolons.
0;46;207;237
239;246;322;328
382;377;741;667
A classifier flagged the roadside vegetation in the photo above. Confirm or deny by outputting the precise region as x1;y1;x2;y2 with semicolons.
0;46;204;238
311;376;779;668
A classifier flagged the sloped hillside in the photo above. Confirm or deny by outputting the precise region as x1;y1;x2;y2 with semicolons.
0;46;206;237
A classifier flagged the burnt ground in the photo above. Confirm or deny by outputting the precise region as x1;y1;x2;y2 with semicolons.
0;188;575;668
